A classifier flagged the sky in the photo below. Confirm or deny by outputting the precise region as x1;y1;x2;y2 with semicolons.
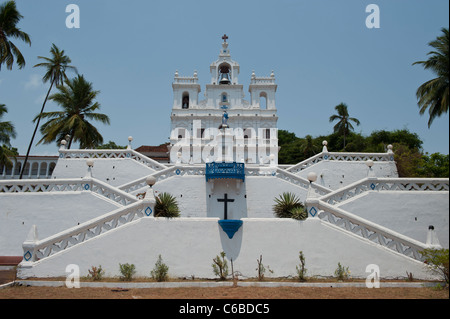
0;0;449;156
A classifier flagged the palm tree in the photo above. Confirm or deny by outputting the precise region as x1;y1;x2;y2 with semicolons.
413;27;449;128
20;44;76;179
0;103;16;169
35;74;110;149
329;103;360;149
0;0;31;70
154;192;180;218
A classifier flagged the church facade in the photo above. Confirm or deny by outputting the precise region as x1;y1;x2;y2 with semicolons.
169;35;278;165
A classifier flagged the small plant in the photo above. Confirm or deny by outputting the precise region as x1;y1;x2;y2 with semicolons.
296;251;307;282
155;192;180;218
273;192;307;220
419;248;449;285
88;265;105;281
334;262;350;281
212;251;229;281
151;255;169;282
405;271;414;282
256;255;273;281
119;263;136;281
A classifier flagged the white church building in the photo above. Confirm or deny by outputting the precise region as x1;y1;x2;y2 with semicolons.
0;36;448;282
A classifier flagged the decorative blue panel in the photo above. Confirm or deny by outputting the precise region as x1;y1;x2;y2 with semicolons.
84;184;90;190
370;183;376;190
309;207;318;217
218;220;243;239
23;251;32;261
145;207;153;216
205;162;245;182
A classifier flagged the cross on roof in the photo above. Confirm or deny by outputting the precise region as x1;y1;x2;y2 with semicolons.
222;34;228;43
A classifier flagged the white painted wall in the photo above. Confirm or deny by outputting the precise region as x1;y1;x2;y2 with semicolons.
52;158;155;187
0;192;120;256
151;175;309;218
298;161;398;190
18;217;434;280
338;191;449;248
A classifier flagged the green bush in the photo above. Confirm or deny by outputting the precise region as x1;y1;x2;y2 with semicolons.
155;192;180;218
87;265;104;281
420;248;449;285
151;255;169;282
212;251;229;281
273;192;307;220
296;251;307;282
334;262;350;281
119;263;136;281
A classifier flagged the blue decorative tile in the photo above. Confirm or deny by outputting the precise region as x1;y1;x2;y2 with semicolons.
218;220;243;239
84;184;90;190
370;183;376;190
24;251;32;261
309;207;317;217
324;154;329;160
176;169;181;175
145;207;153;216
126;153;131;158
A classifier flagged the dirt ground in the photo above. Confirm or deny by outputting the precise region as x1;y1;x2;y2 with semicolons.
0;284;448;299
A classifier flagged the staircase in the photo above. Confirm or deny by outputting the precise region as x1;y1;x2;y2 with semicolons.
0;256;21;285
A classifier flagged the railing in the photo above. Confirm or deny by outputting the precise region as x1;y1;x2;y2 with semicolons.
286;151;394;174
21;200;153;264
320;178;450;206
119;165;206;194
315;201;428;261
58;149;167;171
0;178;138;207
206;162;245;182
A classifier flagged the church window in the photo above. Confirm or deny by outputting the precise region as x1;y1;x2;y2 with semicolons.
259;92;267;109
182;92;189;109
222;93;228;103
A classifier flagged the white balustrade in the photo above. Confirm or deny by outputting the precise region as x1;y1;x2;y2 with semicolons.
59;149;167;171
286;151;394;174
321;177;449;206
316;201;428;261
21;200;152;264
0;178;138;206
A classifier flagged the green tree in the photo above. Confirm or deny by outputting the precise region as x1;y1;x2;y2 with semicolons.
0;103;16;168
35;74;110;149
20;44;76;179
329;103;360;149
417;153;449;178
0;0;31;70
273;192;307;220
95;141;126;149
154;192;180;218
413;28;449;127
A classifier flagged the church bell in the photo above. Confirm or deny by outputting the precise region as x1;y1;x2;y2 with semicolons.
219;72;231;84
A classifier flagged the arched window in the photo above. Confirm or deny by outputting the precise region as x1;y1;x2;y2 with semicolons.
259;92;267;109
182;92;189;109
218;63;231;84
222;93;228;103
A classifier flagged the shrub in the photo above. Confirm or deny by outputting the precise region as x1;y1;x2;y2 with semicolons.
155;192;180;218
256;255;273;281
334;262;350;281
296;251;307;282
88;265;105;281
212;251;229;281
151;255;169;282
273;192;307;220
119;263;136;281
420;248;449;285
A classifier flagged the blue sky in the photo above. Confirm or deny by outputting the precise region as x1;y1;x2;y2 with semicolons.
0;0;448;156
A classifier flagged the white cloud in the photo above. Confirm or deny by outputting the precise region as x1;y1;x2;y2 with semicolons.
24;74;43;90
